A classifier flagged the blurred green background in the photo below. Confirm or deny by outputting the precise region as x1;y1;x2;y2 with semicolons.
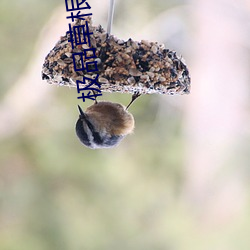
1;0;250;249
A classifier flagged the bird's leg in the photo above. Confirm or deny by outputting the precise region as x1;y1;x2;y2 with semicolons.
91;90;98;104
126;91;141;110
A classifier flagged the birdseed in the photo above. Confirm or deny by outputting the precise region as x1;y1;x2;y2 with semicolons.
42;17;190;95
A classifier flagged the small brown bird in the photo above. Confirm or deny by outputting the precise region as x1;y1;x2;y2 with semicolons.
76;101;135;149
75;92;140;149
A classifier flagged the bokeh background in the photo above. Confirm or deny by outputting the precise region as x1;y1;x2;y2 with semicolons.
1;0;250;249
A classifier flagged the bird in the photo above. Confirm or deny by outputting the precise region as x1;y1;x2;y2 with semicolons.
75;93;140;149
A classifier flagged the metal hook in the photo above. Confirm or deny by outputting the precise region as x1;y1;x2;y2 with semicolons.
107;0;115;35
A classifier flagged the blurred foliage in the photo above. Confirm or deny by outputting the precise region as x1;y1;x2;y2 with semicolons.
1;0;250;250
0;0;61;97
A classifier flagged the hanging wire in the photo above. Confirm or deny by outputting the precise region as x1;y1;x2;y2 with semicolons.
107;0;115;34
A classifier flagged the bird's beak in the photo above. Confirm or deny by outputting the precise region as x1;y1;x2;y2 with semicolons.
77;105;86;119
